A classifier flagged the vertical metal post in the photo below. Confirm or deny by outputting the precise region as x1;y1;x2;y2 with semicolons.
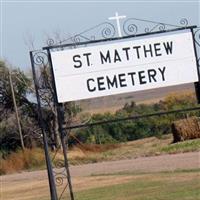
46;48;75;200
194;82;200;104
191;28;200;104
30;51;58;200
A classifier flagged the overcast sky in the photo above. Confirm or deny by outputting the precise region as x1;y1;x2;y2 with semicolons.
0;0;199;72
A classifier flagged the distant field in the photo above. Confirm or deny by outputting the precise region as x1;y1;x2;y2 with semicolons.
77;83;194;113
68;135;200;165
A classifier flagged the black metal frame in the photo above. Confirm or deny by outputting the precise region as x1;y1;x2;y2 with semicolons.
30;18;200;200
46;26;200;130
43;25;196;50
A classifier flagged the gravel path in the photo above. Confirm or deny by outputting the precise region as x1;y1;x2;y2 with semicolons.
2;151;200;183
71;151;200;176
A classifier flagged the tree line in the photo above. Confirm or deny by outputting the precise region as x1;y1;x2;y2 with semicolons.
72;94;200;145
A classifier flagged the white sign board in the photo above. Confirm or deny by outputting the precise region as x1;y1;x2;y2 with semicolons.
50;29;198;103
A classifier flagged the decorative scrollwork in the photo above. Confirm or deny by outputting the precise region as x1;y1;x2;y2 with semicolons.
180;18;188;27
53;165;68;187
145;23;166;33
55;175;64;186
72;35;81;44
123;19;138;35
158;23;166;31
51;148;67;188
101;22;116;38
33;51;48;66
53;22;116;46
46;38;55;46
43;18;191;48
72;34;95;46
54;159;65;169
53;168;68;187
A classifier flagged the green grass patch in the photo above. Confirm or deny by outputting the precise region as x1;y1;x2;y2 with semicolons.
75;172;200;200
160;139;200;154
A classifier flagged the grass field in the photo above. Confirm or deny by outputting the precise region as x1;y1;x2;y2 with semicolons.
3;169;199;200
24;169;199;200
75;170;200;200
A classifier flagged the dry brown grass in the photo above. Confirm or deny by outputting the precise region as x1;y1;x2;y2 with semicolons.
0;148;45;175
67;135;173;165
68;144;121;165
75;143;120;153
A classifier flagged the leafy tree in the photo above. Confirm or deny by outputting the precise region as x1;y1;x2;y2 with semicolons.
0;61;31;114
0;60;42;153
0;60;81;153
35;64;82;149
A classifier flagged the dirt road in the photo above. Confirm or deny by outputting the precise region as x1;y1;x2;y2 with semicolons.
71;151;200;176
2;151;199;182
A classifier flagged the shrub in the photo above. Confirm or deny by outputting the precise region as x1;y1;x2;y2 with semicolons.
73;92;200;144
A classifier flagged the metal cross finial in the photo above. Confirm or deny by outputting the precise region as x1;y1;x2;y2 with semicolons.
109;12;126;37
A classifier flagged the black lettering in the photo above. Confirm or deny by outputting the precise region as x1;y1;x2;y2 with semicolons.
143;44;153;58
97;77;106;91
122;47;130;60
163;41;173;55
133;46;141;59
154;43;162;56
83;53;92;66
107;75;118;89
138;71;147;84
87;78;96;92
128;72;136;85
73;55;82;68
148;69;157;82
114;49;122;63
118;73;127;87
100;51;111;64
158;67;166;81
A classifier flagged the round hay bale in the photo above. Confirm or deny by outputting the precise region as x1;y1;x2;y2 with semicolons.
171;117;200;143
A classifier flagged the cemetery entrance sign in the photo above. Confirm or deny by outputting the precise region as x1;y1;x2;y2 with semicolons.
30;17;200;200
50;28;199;103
